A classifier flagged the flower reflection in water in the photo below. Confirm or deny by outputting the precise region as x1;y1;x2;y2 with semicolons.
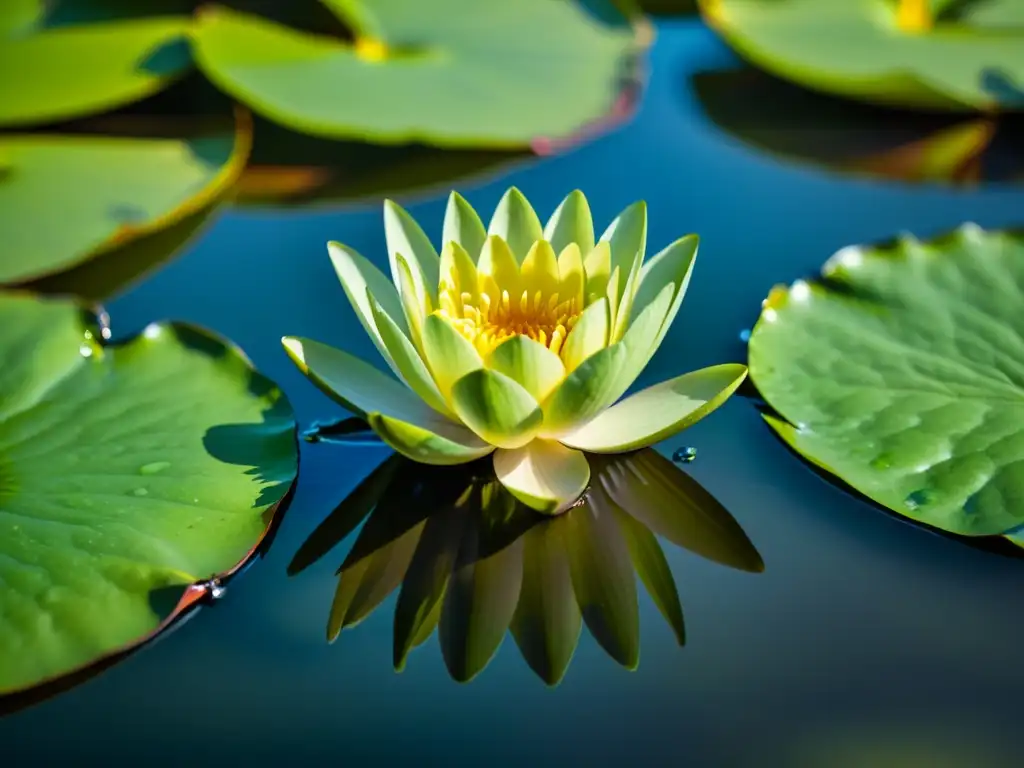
289;448;763;685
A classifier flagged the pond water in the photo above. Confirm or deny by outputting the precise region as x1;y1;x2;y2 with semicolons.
6;18;1024;767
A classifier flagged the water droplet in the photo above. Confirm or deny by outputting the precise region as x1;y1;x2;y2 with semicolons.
904;489;932;511
139;461;171;475
672;446;697;464
738;329;751;343
870;454;892;470
202;579;226;600
79;343;94;358
133;487;149;497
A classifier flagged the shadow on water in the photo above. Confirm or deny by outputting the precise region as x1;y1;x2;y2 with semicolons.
691;66;1024;186
289;448;764;685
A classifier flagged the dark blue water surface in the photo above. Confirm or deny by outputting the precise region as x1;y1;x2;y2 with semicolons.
6;19;1024;767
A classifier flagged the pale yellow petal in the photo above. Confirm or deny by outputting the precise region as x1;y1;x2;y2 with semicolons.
557;243;584;312
583;241;611;305
520;240;560;300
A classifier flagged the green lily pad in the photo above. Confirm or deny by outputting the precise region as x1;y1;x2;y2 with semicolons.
0;109;251;285
290;447;762;685
0;15;192;128
693;67;1024;185
235;116;529;206
748;225;1024;542
0;0;45;37
192;0;644;147
700;0;1024;111
0;291;297;697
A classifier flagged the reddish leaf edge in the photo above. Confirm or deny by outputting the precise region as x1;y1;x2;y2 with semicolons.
0;293;300;716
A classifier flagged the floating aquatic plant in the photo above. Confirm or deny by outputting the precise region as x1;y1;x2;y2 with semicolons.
699;0;1024;111
748;225;1024;548
0;291;297;701
283;188;747;513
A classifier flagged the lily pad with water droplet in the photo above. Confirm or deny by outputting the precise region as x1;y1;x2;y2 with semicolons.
749;226;1024;541
699;0;1024;111
0;108;251;286
191;0;645;147
0;291;297;699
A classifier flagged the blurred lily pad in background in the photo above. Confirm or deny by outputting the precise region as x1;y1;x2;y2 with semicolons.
0;5;192;128
693;67;1024;186
290;448;762;685
748;226;1024;548
192;0;647;147
699;0;1024;111
0;292;298;701
0;106;251;289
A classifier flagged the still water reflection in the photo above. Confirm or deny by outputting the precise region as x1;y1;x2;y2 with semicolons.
4;18;1024;768
289;449;761;684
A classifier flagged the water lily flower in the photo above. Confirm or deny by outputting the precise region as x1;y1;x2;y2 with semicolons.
283;188;747;514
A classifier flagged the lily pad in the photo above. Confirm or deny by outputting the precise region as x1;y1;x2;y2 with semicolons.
0;0;44;37
290;447;762;685
0;108;251;285
192;0;645;147
235;116;529;206
700;0;1024;111
0;291;297;697
0;15;192;127
748;225;1024;542
693;67;1024;185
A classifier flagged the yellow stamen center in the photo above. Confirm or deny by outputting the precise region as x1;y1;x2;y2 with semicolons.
354;37;388;62
436;282;581;358
896;0;932;33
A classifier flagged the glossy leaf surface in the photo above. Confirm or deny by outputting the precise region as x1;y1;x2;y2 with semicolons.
749;226;1024;540
192;0;642;146
0;292;298;696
